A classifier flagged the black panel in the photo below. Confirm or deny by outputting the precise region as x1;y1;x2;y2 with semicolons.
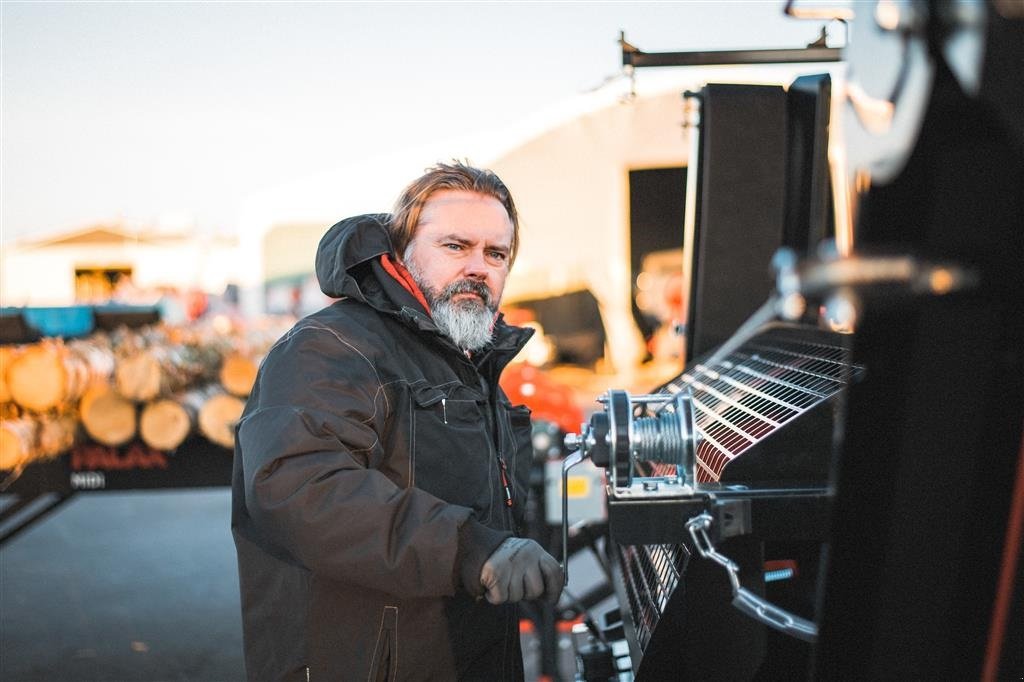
0;313;40;345
687;84;788;360
4;438;234;496
815;56;1024;680
635;537;766;681
784;74;834;253
92;306;161;332
719;399;836;487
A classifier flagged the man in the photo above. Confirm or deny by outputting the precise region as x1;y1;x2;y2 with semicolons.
231;162;563;681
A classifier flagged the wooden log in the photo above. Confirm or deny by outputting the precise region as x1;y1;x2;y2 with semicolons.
139;383;237;451
140;398;194;452
115;352;171;402
0;412;78;470
70;336;116;386
5;338;113;413
0;346;20;404
7;341;81;412
213;316;294;398
79;384;137;447
0;416;37;470
198;390;245;449
219;352;262;398
115;342;217;402
36;413;79;459
139;400;191;451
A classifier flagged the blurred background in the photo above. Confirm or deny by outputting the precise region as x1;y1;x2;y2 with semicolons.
0;2;874;680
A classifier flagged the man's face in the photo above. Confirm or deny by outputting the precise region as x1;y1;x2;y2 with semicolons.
402;189;513;309
401;189;514;350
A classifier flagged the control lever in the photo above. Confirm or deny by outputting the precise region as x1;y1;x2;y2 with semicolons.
559;450;585;585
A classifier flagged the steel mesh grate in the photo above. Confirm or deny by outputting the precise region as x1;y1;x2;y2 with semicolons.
658;327;861;482
617;543;689;652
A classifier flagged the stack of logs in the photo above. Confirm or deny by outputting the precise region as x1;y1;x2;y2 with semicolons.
0;318;290;473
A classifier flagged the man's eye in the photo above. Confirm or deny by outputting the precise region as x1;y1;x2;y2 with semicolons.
488;251;507;261
444;243;463;251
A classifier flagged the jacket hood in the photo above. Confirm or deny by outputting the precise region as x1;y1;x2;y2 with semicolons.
315;213;393;299
316;213;433;319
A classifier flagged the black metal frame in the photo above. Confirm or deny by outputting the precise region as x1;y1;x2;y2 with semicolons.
619;31;841;69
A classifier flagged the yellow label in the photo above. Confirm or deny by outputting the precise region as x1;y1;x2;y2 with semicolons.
566;476;590;498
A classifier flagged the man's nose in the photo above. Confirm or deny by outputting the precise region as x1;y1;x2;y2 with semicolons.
463;250;489;280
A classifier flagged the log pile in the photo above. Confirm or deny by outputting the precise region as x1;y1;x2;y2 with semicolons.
0;416;37;471
0;317;291;472
5;337;113;412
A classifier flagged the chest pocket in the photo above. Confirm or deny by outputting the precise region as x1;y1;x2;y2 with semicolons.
410;385;495;515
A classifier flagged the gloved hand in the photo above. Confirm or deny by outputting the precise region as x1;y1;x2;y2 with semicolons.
479;537;563;605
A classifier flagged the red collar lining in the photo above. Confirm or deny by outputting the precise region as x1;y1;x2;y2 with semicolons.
379;253;431;316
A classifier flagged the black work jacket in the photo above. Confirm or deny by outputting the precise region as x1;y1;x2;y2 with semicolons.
231;214;535;681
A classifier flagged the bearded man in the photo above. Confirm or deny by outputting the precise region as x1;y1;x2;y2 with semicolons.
231;162;563;681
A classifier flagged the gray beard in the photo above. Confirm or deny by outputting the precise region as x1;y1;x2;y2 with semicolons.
404;258;496;352
432;297;495;352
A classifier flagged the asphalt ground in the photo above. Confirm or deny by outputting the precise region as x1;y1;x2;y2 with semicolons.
1;490;245;682
0;489;616;682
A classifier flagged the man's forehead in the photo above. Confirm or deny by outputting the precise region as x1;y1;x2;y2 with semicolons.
420;191;505;213
421;191;493;209
417;191;512;239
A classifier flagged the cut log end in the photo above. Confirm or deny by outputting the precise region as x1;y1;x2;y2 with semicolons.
7;345;69;412
36;414;78;459
219;353;259;397
139;399;192;451
80;385;137;447
115;354;162;402
198;393;245;449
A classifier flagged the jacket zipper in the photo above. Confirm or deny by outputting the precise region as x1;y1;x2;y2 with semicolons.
498;458;513;508
490;393;514;515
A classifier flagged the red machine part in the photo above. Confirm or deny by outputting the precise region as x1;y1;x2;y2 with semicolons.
500;363;584;435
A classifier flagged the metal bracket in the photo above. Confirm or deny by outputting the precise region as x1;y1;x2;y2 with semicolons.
711;498;752;539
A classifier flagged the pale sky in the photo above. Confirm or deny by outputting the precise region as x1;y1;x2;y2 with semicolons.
1;1;844;242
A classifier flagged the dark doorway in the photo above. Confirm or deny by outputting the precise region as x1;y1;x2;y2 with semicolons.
628;167;687;352
74;266;133;303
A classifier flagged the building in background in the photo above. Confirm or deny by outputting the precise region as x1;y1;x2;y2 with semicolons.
0;222;239;320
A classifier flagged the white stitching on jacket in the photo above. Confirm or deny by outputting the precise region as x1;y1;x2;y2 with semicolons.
277;322;392;421
366;605;399;682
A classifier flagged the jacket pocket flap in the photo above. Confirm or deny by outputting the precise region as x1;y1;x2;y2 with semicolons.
410;383;446;408
506;404;532;427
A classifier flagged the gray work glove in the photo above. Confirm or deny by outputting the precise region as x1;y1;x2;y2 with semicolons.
479;537;563;605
